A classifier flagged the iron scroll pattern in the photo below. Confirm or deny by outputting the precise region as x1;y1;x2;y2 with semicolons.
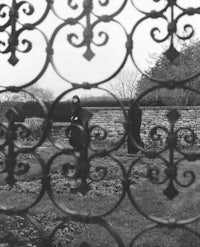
1;0;200;246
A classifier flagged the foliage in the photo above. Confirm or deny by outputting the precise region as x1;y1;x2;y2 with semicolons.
13;101;71;122
81;96;129;107
136;40;200;106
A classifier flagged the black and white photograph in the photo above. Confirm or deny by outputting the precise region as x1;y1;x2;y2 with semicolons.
0;0;200;246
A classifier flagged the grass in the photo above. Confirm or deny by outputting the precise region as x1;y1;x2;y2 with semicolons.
1;146;200;246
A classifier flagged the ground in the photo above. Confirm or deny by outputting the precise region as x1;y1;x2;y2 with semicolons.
0;143;200;246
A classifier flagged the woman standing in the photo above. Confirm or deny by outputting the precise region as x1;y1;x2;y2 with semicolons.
69;95;93;151
69;95;84;151
127;99;144;154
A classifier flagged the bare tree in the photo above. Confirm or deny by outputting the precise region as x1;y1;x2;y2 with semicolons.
0;84;54;102
25;85;54;102
106;69;141;99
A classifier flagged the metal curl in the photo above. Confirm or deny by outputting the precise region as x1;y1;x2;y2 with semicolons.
0;151;46;214
16;1;34;16
92;0;128;20
151;26;170;43
0;0;50;70
62;162;76;178
13;122;31;138
175;127;196;147
175;170;196;187
0;89;49;151
17;38;32;53
14;161;30;176
98;0;110;7
66;0;128;62
89;125;108;141
68;0;79;10
12;122;32;149
67;32;85;48
0;26;49;89
147;166;168;185
143;125;169;156
24;0;51;27
2;0;200;244
88;165;107;182
149;125;169;142
0;31;9;53
130;0;168;15
92;31;109;46
47;87;126;153
176;24;194;40
129;5;200;84
6;23;34;59
46;151;126;218
49;16;128;86
0;4;10;19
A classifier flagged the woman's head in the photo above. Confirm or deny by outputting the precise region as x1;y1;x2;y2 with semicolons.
71;95;82;113
72;95;80;104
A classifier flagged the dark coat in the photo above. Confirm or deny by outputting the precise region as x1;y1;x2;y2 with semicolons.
127;101;144;154
69;96;93;151
69;100;83;151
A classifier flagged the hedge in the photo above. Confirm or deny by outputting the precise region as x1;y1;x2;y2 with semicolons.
0;98;166;123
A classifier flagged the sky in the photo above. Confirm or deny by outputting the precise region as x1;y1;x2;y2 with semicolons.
0;0;200;99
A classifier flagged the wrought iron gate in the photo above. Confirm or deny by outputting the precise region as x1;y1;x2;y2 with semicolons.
1;0;200;246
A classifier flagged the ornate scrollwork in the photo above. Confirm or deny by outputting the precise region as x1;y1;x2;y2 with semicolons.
1;0;200;246
17;1;34;16
0;0;50;68
0;4;10;29
55;0;128;62
0;1;33;65
176;127;197;147
98;0;109;7
130;0;200;83
68;0;79;10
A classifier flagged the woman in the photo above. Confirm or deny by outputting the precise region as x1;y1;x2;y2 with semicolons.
69;95;84;151
127;99;144;154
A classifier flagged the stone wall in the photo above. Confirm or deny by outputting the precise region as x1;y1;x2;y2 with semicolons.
88;106;200;146
25;106;200;146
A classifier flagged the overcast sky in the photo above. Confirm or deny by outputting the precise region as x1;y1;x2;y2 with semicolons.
0;0;200;99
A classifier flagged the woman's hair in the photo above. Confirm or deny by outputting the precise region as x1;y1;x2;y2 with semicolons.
71;95;82;113
72;95;80;103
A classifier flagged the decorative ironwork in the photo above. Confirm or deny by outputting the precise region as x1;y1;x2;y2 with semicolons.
1;0;200;246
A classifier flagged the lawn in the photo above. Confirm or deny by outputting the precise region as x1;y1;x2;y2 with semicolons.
1;145;200;246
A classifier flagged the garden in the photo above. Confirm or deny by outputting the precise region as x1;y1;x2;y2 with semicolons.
1;131;200;247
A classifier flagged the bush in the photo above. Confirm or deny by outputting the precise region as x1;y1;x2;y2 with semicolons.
140;98;166;106
14;100;130;122
16;101;72;122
